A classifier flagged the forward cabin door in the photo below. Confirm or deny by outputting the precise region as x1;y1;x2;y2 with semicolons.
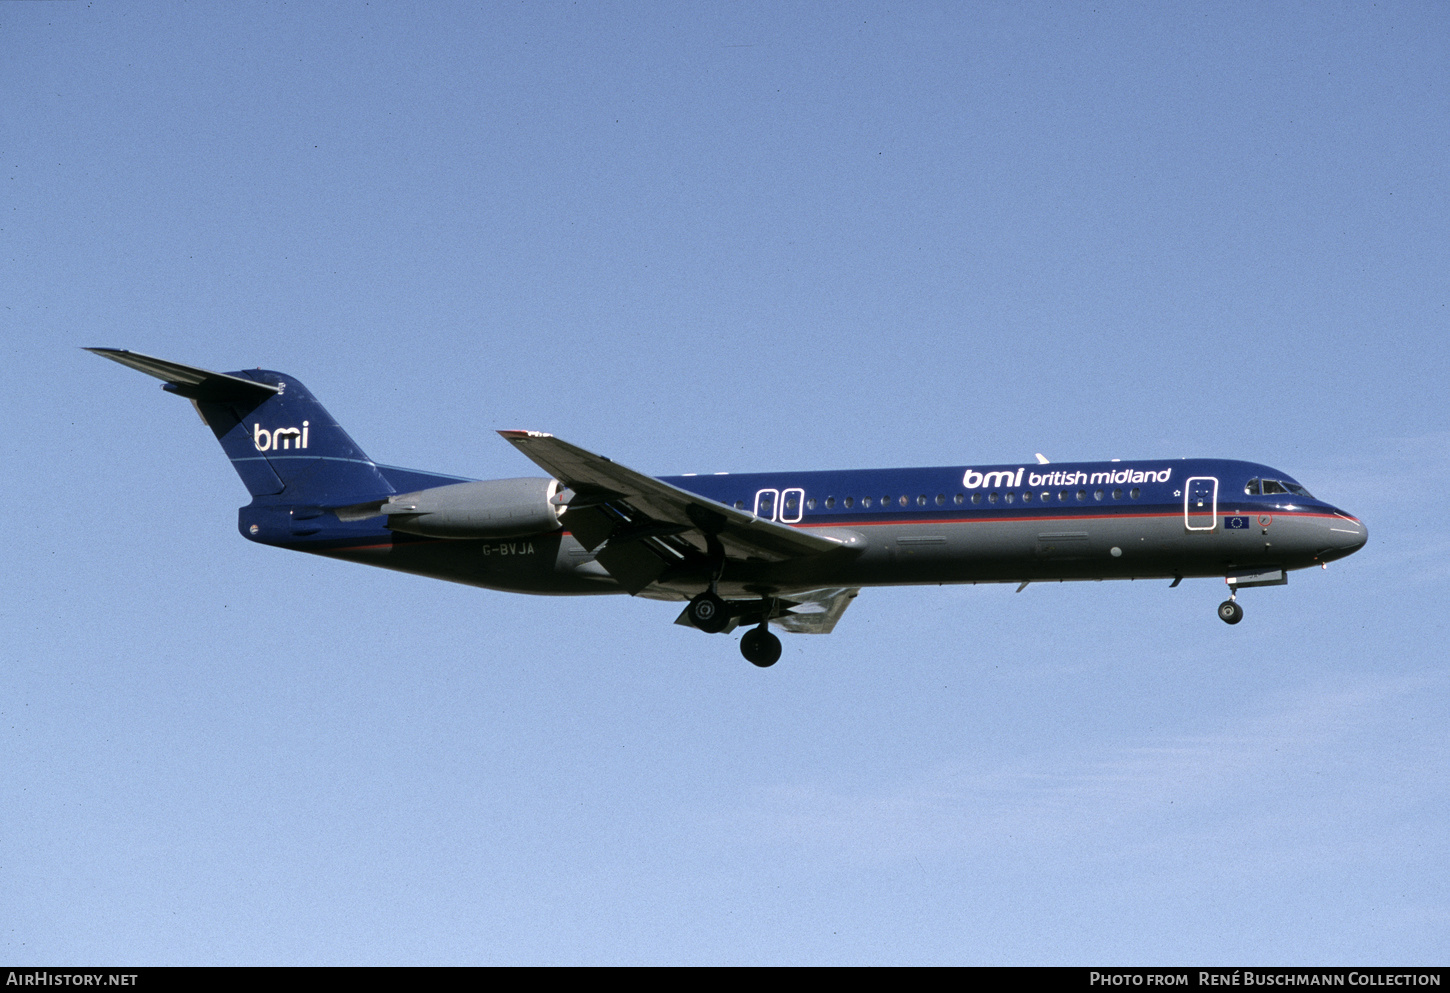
1185;476;1218;531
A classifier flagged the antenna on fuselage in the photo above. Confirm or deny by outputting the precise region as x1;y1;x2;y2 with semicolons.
1035;453;1049;464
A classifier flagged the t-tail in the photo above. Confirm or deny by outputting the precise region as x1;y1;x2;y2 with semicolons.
88;348;396;506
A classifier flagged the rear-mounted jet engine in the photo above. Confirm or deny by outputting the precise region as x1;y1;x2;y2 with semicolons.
344;477;563;539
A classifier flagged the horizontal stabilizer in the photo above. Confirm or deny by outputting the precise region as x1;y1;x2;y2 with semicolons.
86;348;280;403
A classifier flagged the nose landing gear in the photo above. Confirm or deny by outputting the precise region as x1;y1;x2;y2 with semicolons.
1217;597;1244;624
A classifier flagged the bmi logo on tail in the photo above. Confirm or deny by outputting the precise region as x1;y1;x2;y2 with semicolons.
253;421;309;452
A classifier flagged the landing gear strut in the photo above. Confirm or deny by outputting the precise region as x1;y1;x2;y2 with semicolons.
686;535;732;634
1217;598;1244;625
740;625;781;667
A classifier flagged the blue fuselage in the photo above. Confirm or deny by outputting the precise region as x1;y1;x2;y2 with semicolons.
254;456;1365;601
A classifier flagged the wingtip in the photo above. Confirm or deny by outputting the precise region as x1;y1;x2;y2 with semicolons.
85;347;136;364
497;429;553;440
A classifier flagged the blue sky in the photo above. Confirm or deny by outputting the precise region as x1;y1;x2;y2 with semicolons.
3;1;1446;964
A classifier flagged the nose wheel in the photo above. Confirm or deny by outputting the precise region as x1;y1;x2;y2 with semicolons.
1217;599;1244;625
740;626;781;667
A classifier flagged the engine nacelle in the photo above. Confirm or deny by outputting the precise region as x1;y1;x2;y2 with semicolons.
381;477;562;539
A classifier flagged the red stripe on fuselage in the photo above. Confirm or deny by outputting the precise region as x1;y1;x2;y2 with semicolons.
793;509;1350;528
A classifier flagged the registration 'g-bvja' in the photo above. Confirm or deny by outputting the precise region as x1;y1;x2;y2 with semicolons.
92;350;1368;667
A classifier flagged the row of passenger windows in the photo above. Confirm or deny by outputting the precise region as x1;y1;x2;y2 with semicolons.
731;488;1145;512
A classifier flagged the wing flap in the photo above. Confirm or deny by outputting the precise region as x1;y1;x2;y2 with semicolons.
769;587;859;634
594;540;672;595
557;505;618;551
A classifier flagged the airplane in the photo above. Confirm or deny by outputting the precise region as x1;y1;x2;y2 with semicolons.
89;348;1369;667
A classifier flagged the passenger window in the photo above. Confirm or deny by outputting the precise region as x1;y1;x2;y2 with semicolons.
954;493;964;505
883;495;891;507
861;496;871;508
1244;478;1260;495
1094;489;1103;501
806;498;816;510
825;496;835;509
971;493;982;505
1004;492;1015;504
915;495;926;507
1022;491;1033;502
1041;491;1050;502
734;500;745;509
935;494;946;506
1058;491;1068;502
1129;488;1140;499
899;495;909;507
1076;490;1087;502
1112;488;1122;500
988;492;999;504
844;496;855;508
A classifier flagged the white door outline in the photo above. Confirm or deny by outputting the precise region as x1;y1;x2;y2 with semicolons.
1185;476;1218;531
753;488;779;521
779;487;805;524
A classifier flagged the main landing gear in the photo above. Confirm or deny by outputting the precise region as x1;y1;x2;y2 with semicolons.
686;589;784;666
1217;596;1244;625
686;536;733;635
740;625;782;668
686;591;730;634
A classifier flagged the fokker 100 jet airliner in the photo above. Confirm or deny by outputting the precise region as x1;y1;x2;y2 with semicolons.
91;349;1368;667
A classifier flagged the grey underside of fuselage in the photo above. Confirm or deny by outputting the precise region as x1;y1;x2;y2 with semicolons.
313;512;1333;601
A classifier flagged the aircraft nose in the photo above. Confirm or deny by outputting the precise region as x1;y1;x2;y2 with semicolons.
1327;513;1368;557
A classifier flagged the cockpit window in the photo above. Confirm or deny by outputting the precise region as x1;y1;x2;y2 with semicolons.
1253;478;1316;499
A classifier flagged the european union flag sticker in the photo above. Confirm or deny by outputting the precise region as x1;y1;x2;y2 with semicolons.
1225;516;1250;530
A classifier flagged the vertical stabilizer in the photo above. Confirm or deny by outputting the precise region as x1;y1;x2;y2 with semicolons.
89;349;395;505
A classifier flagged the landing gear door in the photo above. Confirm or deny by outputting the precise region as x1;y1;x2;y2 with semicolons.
1185;476;1218;531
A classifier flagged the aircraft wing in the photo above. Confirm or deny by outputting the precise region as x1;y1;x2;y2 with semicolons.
498;431;844;591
